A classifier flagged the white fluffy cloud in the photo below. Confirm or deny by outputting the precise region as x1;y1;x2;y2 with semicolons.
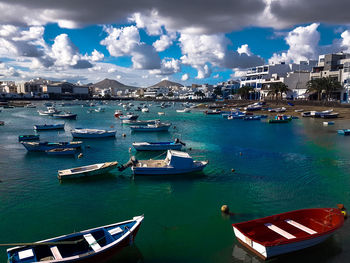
181;73;189;81
101;25;160;69
153;34;175;52
269;23;320;64
149;58;180;75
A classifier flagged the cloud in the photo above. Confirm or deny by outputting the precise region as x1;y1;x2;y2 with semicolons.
101;25;160;69
181;73;189;81
213;74;219;79
149;58;180;75
269;23;321;64
153;34;175;52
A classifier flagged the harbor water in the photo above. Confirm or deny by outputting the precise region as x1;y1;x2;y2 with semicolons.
0;102;350;262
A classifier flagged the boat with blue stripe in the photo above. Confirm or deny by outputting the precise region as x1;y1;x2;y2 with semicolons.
7;215;144;263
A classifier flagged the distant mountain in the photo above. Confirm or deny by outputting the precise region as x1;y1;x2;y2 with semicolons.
92;78;138;90
149;80;182;88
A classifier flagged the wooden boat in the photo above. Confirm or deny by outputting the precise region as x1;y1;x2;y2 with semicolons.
337;129;350;135
323;121;335;126
158;112;165;115
132;139;185;151
58;161;118;179
176;108;191;113
18;135;40;142
321;113;339;119
295;109;304;112
21;141;83;152
141;107;149;112
204;109;221;115
121;119;159;125
34;124;65;131
232;207;345;260
114;110;123;118
53;112;77;120
301;111;312;117
46;148;77;155
7;215;144;263
130;123;171;132
38;107;61;116
268;107;286;113
130;150;208;175
268;115;292;123
94;107;105;112
119;114;139;121
71;128;116;138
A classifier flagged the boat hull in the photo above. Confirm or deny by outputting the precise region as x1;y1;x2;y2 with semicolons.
22;142;83;152
130;126;170;132
58;165;117;179
34;124;65;131
71;132;116;138
132;162;207;175
133;143;182;151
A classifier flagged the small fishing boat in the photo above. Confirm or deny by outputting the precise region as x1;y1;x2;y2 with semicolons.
121;119;159;125
323;121;335;126
21;141;83;152
176;108;191;113
244;116;261;121
244;103;262;111
301;111;312;117
7;215;144;262
38;107;61;116
71;128;116;138
94;107;105;112
321;113;339;119
52;112;77;120
232;207;345;260
46;148;77;155
295;109;304;112
130;123;171;132
132;139;185;151
204;109;221;115
141;107;149;112
228;114;246;120
268;107;286;113
34;124;65;131
337;129;350;135
119;114;139;121
25;104;36;108
18;135;40;142
114;110;123;118
311;109;334;118
268;115;292;124
121;150;208;175
158;112;165;115
58;161;118;179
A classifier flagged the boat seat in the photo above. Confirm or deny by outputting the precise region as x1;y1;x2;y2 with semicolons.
264;223;296;239
50;246;63;260
285;219;317;235
84;234;101;252
18;249;34;260
108;227;123;236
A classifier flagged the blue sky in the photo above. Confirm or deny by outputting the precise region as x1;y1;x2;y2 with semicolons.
0;0;349;87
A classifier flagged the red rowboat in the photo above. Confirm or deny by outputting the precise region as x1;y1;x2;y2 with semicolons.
232;207;345;260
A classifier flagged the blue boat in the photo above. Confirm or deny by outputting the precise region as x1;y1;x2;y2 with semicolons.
21;141;83;152
132;139;185;151
337;129;350;135
34;124;65;131
18;135;40;142
243;116;261;121
7;215;144;263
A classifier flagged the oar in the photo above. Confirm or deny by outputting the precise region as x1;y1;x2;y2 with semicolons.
0;238;84;247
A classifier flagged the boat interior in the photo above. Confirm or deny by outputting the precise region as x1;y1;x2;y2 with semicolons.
137;160;168;168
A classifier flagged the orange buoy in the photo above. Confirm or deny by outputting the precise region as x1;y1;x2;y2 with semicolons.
78;153;83;158
221;205;229;214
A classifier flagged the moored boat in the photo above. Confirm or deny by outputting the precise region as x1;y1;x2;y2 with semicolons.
122;150;208;175
119;114;139;121
176;108;191;113
321;113;339;119
58;161;118;179
21;141;83;152
18;135;40;142
141;107;149;112
46;148;77;155
34;124;65;131
52;112;77;120
232;207;345;260
7;215;144;263
38;107;61;116
204;109;221;115
244;116;261;121
132;139;185;151
121;119;159;125
268;115;292;124
130;123;171;132
71;128;116;138
114;110;123;118
323;121;335;126
337;129;350;135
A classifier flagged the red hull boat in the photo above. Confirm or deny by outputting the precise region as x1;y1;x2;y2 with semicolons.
232;207;345;260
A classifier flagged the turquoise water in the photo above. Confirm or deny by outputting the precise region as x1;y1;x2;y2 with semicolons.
0;102;350;263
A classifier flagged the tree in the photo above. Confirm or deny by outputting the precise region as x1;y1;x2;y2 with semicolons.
237;86;254;100
194;90;205;98
267;82;289;100
213;86;223;96
306;77;342;101
167;92;174;97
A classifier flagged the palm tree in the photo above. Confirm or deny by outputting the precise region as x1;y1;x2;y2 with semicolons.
267;82;289;100
306;77;342;101
324;77;342;100
306;79;324;100
237;86;254;100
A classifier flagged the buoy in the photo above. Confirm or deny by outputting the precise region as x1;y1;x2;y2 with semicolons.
78;153;83;158
337;204;347;218
122;133;126;137
221;205;229;214
231;169;235;172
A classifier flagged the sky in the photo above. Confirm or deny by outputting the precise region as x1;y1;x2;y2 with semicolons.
0;0;350;87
